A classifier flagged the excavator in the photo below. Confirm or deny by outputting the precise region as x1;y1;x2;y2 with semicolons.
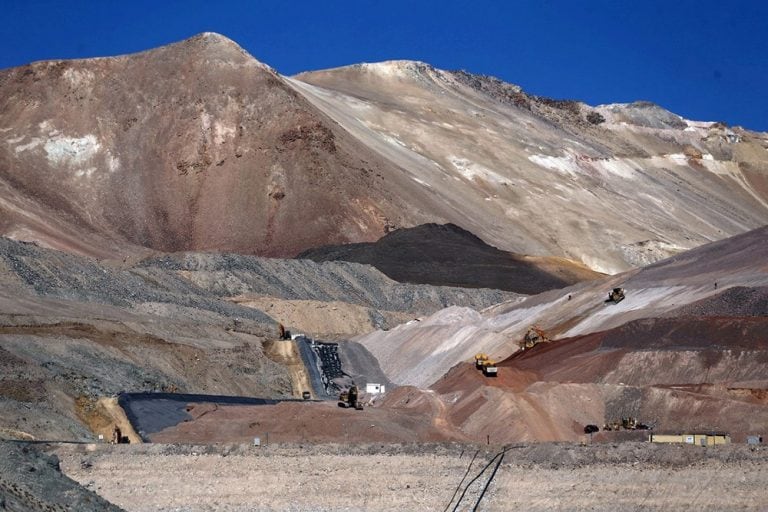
474;353;498;377
605;288;626;304
338;385;364;410
519;326;548;351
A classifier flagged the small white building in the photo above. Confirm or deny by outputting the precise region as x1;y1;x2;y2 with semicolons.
366;383;385;394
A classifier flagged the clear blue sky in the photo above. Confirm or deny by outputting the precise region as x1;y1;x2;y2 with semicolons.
2;0;767;131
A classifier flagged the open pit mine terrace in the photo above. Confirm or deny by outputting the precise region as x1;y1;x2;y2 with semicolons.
114;335;385;444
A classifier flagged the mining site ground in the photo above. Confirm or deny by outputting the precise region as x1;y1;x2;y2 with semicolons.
53;442;768;512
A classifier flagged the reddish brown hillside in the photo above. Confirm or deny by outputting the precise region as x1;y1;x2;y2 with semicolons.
422;314;768;443
0;33;436;258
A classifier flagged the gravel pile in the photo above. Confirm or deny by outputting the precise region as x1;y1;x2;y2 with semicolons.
0;238;273;325
668;286;768;317
141;252;517;314
297;223;599;295
0;442;123;511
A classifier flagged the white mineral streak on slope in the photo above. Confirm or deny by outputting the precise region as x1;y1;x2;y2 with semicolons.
285;78;444;189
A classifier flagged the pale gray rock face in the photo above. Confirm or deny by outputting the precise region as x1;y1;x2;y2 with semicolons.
1;33;767;274
292;61;768;274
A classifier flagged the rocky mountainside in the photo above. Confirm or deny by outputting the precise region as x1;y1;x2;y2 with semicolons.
299;222;602;294
0;443;124;512
293;61;768;273
351;226;768;443
0;236;515;441
1;33;767;273
0;33;431;259
358;225;768;389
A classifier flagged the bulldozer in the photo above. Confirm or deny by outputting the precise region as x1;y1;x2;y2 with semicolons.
519;326;548;350
474;353;498;377
602;417;651;431
605;288;625;304
338;385;364;410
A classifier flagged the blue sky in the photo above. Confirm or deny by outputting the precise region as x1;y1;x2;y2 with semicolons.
2;0;767;130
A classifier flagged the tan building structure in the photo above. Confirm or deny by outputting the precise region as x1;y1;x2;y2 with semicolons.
649;432;730;446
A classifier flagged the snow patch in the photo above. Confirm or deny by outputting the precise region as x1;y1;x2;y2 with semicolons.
14;139;43;153
420;306;482;328
44;134;101;165
700;158;738;176
411;177;432;188
201;112;212;132
107;153;120;172
592;158;636;179
214;121;236;145
359;61;431;79
649;153;689;168
448;156;508;183
74;167;97;178
580;255;623;275
381;134;407;147
38;120;59;135
528;154;579;177
63;68;95;88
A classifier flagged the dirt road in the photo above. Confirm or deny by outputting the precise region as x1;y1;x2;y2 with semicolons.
56;442;768;511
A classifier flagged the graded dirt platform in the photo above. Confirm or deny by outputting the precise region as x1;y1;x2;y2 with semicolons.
55;442;768;512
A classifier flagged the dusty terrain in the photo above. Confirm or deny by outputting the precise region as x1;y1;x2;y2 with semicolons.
1;32;768;512
2;33;767;272
300;222;602;294
358;226;768;388
52;442;768;512
3;227;765;449
293;61;768;273
0;236;513;442
0;442;124;511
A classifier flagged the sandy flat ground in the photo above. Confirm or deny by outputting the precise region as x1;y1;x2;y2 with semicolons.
55;443;768;512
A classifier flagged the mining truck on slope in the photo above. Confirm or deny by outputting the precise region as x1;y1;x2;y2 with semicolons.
474;353;498;377
605;287;626;304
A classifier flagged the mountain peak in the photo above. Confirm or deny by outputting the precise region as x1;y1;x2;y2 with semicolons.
161;32;272;71
351;60;440;80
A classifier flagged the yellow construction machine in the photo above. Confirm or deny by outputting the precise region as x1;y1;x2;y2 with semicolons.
338;385;364;410
606;288;625;304
519;326;548;350
474;353;498;377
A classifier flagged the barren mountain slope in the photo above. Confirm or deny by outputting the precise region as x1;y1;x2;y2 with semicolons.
0;237;515;441
294;62;768;273
0;33;453;259
368;229;768;444
299;222;602;294
357;225;768;389
3;34;767;271
422;311;768;444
